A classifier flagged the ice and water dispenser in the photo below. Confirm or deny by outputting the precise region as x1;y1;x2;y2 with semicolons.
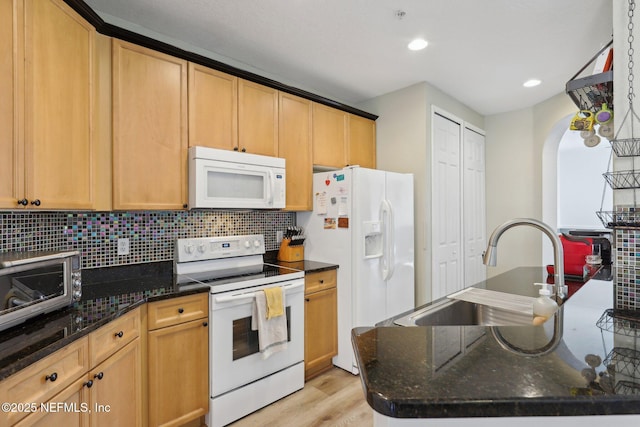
363;221;383;258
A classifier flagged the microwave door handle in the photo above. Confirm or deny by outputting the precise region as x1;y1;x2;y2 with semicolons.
266;170;274;206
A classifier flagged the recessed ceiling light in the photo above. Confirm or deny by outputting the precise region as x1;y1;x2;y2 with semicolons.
523;79;541;88
408;38;428;51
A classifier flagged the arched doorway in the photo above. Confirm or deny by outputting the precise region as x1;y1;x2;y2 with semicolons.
542;114;613;263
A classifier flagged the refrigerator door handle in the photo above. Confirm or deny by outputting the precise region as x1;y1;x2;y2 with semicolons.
380;199;395;280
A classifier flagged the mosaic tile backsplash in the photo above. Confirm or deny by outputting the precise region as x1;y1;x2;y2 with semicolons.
614;206;640;311
0;210;295;269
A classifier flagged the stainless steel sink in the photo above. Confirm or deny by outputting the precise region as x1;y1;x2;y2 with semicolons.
394;298;533;327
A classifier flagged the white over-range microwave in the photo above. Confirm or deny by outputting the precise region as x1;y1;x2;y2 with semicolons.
188;146;286;209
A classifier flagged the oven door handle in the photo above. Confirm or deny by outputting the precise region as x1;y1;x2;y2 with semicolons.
214;281;304;303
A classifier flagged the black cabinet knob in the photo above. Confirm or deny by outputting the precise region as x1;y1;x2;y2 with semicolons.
233;147;239;151
30;199;41;206
17;198;28;206
84;380;93;388
202;321;208;327
114;331;124;338
94;372;104;380
45;372;58;382
319;279;324;284
182;204;188;209
178;308;184;314
241;148;246;152
305;298;310;302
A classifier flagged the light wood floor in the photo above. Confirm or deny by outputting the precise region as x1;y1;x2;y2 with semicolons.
229;367;373;427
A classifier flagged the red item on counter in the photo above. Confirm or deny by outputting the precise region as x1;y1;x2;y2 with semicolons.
560;234;592;276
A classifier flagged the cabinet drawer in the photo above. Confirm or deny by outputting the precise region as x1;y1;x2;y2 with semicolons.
0;337;89;426
305;269;337;294
89;307;140;367
148;293;208;330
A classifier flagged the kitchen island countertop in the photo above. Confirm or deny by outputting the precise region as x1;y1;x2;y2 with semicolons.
352;266;640;420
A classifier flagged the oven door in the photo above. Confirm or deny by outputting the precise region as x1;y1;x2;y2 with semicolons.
210;279;304;397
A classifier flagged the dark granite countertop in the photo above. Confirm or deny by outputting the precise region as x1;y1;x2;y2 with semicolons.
352;266;640;419
0;258;336;382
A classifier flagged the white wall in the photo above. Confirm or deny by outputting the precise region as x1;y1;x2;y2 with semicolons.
485;93;577;277
358;82;483;306
557;130;612;230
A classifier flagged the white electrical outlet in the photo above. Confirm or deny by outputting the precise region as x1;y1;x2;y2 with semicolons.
276;230;283;243
117;238;130;256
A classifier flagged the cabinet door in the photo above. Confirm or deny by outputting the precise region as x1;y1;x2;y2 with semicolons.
148;318;209;427
147;292;208;330
238;79;278;156
188;63;238;150
24;0;95;209
112;40;188;210
279;92;312;211
88;307;140;367
24;0;96;209
0;337;89;426
89;339;142;427
14;377;90;427
312;103;347;168
348;114;376;169
0;0;21;208
304;287;338;380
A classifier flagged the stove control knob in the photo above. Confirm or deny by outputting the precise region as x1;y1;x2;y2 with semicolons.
244;241;251;249
254;240;260;248
184;244;194;254
198;243;206;253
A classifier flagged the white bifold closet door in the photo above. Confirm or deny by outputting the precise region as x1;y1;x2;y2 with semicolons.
432;111;486;301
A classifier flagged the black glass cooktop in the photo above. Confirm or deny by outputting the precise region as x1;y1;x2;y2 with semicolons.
175;262;303;288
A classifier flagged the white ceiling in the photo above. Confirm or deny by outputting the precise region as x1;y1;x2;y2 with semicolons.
84;0;613;116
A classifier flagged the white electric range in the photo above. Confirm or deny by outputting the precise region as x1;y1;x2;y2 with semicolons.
174;234;305;427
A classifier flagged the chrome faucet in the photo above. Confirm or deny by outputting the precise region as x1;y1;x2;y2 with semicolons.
483;218;566;299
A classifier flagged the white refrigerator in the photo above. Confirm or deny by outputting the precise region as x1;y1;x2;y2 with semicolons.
297;166;415;374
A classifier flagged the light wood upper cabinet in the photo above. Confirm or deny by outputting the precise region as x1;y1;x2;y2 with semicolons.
0;0;19;208
1;0;106;210
312;103;348;169
348;114;376;169
279;92;313;211
112;40;188;210
188;63;238;150
238;79;278;156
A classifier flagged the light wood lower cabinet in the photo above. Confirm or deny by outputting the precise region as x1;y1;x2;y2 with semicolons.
0;296;212;427
147;293;209;427
0;308;143;427
0;337;90;426
304;270;338;381
89;338;142;427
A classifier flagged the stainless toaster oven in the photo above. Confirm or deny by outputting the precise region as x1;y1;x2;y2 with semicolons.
0;251;81;332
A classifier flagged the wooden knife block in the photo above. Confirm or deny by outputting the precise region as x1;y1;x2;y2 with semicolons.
277;238;304;262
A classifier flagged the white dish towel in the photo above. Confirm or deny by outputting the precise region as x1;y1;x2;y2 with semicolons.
251;289;288;359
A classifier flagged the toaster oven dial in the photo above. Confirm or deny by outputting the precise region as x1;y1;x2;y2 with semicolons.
72;290;82;300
